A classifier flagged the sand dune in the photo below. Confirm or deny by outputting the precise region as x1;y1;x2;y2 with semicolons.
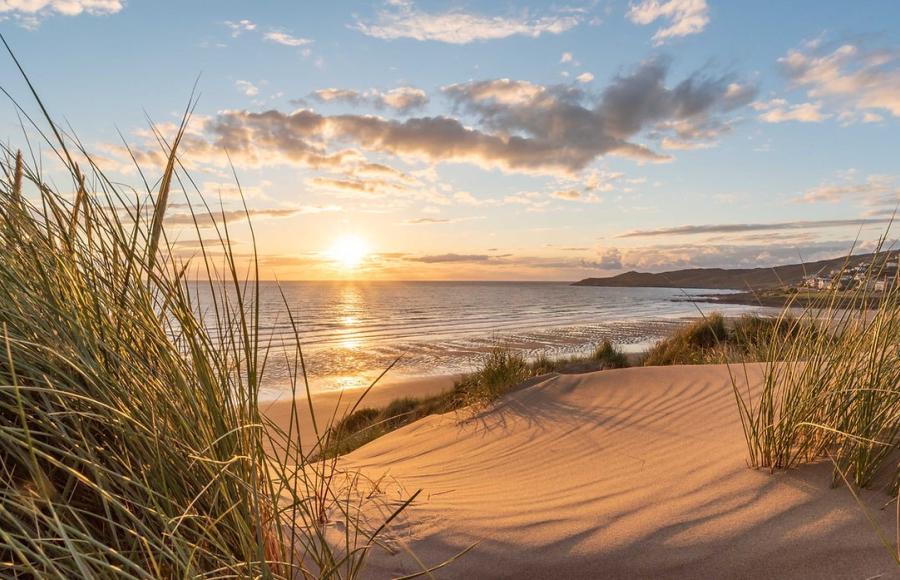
297;364;898;579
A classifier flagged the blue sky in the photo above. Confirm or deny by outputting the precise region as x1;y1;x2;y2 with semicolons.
1;1;898;280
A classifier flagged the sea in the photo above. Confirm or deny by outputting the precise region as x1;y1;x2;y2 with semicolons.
199;281;781;399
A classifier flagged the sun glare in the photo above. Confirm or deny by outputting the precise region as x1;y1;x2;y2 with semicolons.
327;235;369;269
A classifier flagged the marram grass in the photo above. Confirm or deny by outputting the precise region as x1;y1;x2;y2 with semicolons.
0;43;429;578
728;241;900;562
729;244;899;490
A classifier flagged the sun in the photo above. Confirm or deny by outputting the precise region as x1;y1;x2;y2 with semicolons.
327;235;369;269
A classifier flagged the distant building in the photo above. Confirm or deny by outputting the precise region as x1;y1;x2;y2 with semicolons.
794;255;899;293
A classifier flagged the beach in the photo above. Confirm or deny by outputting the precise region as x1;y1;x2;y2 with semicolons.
264;363;898;579
211;281;781;399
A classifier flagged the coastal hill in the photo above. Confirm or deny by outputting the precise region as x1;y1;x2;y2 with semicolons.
572;251;895;290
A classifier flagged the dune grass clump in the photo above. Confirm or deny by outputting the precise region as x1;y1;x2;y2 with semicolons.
449;341;630;407
643;313;807;366
321;341;630;458
643;314;728;365
0;51;418;577
592;339;629;369
322;348;532;458
731;246;899;492
460;347;531;403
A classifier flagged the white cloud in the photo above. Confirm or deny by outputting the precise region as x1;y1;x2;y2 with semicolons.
379;87;429;111
109;59;754;180
224;19;256;37
583;169;626;191
551;189;602;203
504;191;550;212
264;30;312;47
235;80;259;97
780;40;900;120
627;0;709;45
560;52;573;64
0;0;122;15
311;88;359;102
352;2;582;44
0;0;120;27
575;72;594;83
310;86;428;112
861;112;884;123
798;173;900;217
753;99;828;123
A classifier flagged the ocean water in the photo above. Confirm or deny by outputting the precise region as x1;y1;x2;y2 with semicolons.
198;281;780;398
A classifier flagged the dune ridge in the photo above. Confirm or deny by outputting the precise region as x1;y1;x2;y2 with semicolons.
314;364;897;579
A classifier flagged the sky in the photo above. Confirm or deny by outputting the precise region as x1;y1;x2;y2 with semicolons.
0;0;898;281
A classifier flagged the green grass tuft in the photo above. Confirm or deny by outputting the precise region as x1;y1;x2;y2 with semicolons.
643;313;809;366
320;341;630;458
592;339;630;369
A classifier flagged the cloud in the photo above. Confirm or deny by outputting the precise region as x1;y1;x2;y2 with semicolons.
352;1;582;44
306;170;452;206
264;30;312;47
403;215;483;225
310;86;428;112
799;173;900;217
659;137;714;150
619;217;895;238
606;239;872;271
380;87;429;111
551;189;602;203
583;169;628;191
309;88;360;104
165;206;337;228
235;80;259;97
596;248;623;269
575;72;594;83
551;189;582;201
753;99;828;123
560;52;574;64
627;0;709;45
780;40;900;120
404;217;451;224
200;180;268;200
503;191;550;212
407;253;493;263
0;0;120;27
0;0;121;16
224;19;256;37
343;161;416;182
111;58;754;179
443;60;755;168
307;176;409;198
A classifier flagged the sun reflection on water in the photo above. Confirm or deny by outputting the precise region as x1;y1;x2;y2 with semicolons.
336;285;364;351
340;338;362;350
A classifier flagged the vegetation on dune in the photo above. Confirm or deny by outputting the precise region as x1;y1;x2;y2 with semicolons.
321;341;630;458
642;313;808;366
0;44;441;578
730;247;900;489
727;244;899;563
592;339;631;369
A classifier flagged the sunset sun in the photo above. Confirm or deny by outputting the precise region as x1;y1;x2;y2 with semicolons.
327;235;369;269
